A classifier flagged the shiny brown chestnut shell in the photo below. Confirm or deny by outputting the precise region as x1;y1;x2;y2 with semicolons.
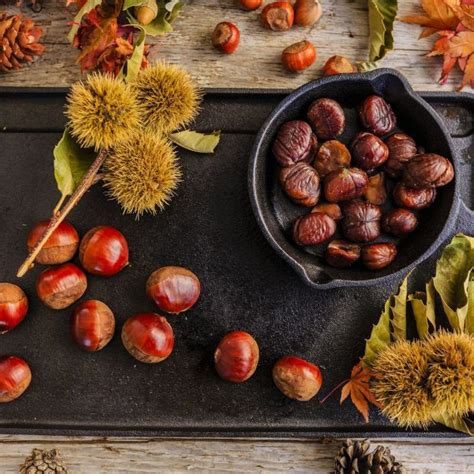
384;133;418;178
272;120;317;167
361;243;397;270
341;200;381;243
364;172;387;205
307;98;345;139
292;212;336;246
359;95;396;136
393;183;436;210
325;240;361;268
323;168;368;203
351;132;389;170
313;140;351;177
403;153;454;188
311;202;342;221
382;208;418;236
279;163;321;207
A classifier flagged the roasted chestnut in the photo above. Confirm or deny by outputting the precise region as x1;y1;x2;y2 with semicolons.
384;133;417;178
359;95;396;136
292;212;336;246
351;132;389;170
382;209;418;236
323;168;368;203
214;331;259;383
272;120;317;167
312;202;342;221
0;355;32;403
342;200;381;242
361;243;397;270
403;153;454;188
0;283;28;334
272;356;322;401
279;163;321;207
313;140;351;177
393;183;436;210
364;172;387;205
307;98;345;139
325;240;361;268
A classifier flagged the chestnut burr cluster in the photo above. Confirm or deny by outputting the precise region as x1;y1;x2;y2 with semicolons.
273;95;455;270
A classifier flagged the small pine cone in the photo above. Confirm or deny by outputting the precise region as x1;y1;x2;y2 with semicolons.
335;439;371;473
361;446;405;474
0;12;45;72
19;448;68;474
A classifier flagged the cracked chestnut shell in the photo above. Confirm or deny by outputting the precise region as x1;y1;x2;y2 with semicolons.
359;95;396;136
307;98;345;139
351;132;389;170
323;168;368;203
325;240;361;268
341;200;381;242
272;120;317;167
393;183;436;210
382;208;418;236
292;212;336;246
403;153;454;188
279;163;321;207
384;133;418;178
312;202;342;221
361;243;397;270
364;172;387;205
313;140;351;177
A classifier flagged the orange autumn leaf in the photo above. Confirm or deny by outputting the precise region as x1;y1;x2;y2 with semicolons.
340;362;381;423
451;2;474;30
459;52;474;88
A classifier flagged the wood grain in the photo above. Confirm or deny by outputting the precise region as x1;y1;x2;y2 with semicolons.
0;0;467;90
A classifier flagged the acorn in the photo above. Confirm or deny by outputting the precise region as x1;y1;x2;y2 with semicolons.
134;0;158;25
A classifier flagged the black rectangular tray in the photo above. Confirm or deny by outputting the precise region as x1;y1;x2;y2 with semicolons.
0;88;472;438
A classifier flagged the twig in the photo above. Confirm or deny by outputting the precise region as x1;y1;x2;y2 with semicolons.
319;378;349;405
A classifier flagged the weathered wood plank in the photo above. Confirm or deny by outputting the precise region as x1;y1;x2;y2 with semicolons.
0;436;473;473
0;0;466;90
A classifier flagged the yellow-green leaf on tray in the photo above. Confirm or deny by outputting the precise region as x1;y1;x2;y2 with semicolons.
54;129;96;199
433;234;474;332
390;273;409;340
67;0;102;43
433;412;474;436
466;270;474;335
363;298;392;367
119;26;146;82
169;130;221;154
408;280;436;339
127;0;184;36
123;0;147;9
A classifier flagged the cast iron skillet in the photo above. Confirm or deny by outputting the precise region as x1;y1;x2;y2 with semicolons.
248;69;460;289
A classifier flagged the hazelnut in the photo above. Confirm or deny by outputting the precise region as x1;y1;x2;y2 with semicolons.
384;133;418;178
307;98;345;140
313;140;351;178
351;132;389;170
364;172;387;205
325;240;361;268
292;212;336;246
272;120;317;167
238;0;262;10
281;40;316;72
212;22;240;54
322;55;357;76
294;0;322;27
382;208;418;236
261;1;294;31
393;183;436;210
361;243;397;270
323;168;369;203
342;200;381;242
359;95;396;136
311;202;342;221
403;153;454;188
280;163;321;207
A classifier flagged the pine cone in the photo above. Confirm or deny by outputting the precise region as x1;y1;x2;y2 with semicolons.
0;12;45;72
335;439;404;474
19;448;68;474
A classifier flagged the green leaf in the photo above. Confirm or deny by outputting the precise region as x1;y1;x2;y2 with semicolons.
53;129;96;198
409;280;436;339
433;412;474;436
390;273;409;340
67;0;103;44
357;61;378;72
367;0;398;63
363;298;392;367
433;234;474;332
127;0;184;36
123;0;147;9
169;130;221;154
118;26;146;82
466;270;474;335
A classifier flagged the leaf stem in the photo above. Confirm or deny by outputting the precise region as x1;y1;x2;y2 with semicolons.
53;194;67;216
17;148;108;278
319;378;349;405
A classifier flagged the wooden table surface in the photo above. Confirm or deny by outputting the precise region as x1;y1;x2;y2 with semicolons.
1;0;473;472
